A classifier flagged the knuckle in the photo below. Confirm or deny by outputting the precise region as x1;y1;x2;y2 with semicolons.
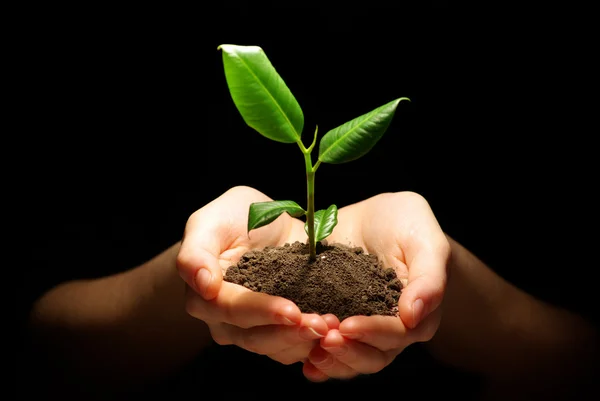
418;320;439;343
402;190;427;204
222;294;255;329
371;191;425;207
209;327;232;346
277;357;299;366
269;354;300;365
226;185;259;198
240;335;264;354
184;294;202;319
312;357;335;371
345;372;361;380
221;297;237;326
361;362;386;375
235;318;254;330
440;239;452;259
430;275;447;298
390;190;426;206
380;335;408;352
330;369;359;380
419;330;435;343
175;247;194;272
379;342;403;353
437;242;452;274
282;327;306;347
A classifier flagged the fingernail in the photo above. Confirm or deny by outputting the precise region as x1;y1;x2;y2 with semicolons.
299;326;325;340
322;345;348;356
195;268;212;297
276;315;298;326
412;298;424;328
340;332;363;340
310;352;330;365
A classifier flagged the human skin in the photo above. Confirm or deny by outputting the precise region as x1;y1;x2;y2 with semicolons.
26;186;598;399
178;186;449;378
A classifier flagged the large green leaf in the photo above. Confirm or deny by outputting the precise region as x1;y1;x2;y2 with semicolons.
218;44;304;143
305;204;338;243
248;200;306;232
318;97;410;164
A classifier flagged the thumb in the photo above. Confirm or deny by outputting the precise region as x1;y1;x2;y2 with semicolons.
176;222;224;301
398;249;448;330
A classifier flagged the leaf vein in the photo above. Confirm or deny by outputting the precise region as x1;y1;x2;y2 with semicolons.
233;51;300;141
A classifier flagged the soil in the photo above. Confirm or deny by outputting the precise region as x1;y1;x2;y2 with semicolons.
224;241;402;321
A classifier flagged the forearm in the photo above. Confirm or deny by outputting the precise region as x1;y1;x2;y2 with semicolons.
426;236;598;397
27;242;212;392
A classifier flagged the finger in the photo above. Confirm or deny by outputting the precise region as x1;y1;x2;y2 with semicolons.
320;329;392;374
302;361;330;383
185;282;302;328
177;186;292;301
223;313;328;355
371;192;449;329
268;340;317;366
322;313;340;330
400;243;449;329
307;346;359;380
349;192;449;329
177;214;225;301
338;315;408;351
339;310;442;351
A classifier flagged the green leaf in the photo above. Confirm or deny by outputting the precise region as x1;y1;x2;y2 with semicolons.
305;204;338;243
218;44;304;143
248;200;306;232
318;97;410;164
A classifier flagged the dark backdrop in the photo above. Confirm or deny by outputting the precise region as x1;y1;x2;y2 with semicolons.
17;2;597;399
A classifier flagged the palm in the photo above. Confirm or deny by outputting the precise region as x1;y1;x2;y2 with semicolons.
328;191;448;327
180;187;331;365
300;192;449;381
327;193;426;283
189;186;307;274
217;217;306;272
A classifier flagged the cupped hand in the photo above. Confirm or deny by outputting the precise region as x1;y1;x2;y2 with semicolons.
176;185;330;365
303;192;451;381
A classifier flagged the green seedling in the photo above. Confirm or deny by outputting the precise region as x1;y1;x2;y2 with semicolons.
218;44;409;261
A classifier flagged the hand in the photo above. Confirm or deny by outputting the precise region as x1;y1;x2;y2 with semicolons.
176;185;330;365
302;192;450;381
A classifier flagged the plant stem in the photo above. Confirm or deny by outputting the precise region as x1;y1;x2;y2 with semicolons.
298;126;319;261
306;165;316;261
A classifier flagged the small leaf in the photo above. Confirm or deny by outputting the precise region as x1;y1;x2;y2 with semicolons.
248;200;306;232
305;204;338;243
218;44;304;143
318;97;410;164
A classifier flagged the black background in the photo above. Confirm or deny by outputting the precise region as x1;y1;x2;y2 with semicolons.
16;2;598;399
